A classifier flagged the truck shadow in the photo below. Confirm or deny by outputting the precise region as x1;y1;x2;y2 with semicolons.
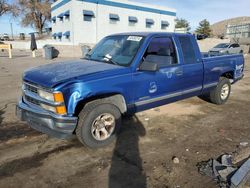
0;106;4;126
109;116;147;188
0;102;41;142
0;143;81;178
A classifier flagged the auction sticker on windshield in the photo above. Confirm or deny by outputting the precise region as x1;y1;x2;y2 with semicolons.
127;36;143;42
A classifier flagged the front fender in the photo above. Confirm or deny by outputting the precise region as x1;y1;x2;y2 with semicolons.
56;82;93;116
62;82;127;115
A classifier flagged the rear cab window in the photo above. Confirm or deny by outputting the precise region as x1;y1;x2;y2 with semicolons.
178;36;199;64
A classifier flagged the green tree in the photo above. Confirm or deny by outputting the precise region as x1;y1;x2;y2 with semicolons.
195;19;212;36
175;18;191;31
17;0;52;34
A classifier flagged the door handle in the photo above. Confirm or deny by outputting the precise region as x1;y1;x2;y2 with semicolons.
175;70;183;76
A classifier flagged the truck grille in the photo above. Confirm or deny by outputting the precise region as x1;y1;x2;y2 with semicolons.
25;95;40;106
23;82;40;107
24;83;38;94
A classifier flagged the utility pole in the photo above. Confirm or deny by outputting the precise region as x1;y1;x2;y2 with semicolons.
10;23;14;40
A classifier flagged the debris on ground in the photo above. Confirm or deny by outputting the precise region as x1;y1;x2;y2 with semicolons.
231;158;250;188
153;108;160;112
197;153;250;188
172;156;180;164
240;142;248;147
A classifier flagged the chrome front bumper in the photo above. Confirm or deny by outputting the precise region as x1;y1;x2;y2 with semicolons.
16;99;78;139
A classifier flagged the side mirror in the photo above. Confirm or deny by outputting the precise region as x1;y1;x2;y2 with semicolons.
139;61;158;72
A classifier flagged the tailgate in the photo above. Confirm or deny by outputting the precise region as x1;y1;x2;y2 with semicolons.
234;55;244;79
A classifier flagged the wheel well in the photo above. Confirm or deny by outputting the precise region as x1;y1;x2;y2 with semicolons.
74;93;127;116
221;71;234;79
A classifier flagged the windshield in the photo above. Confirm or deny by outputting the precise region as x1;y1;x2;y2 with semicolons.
214;43;230;48
85;35;144;66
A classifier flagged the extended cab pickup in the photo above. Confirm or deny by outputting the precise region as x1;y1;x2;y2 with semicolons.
16;32;244;148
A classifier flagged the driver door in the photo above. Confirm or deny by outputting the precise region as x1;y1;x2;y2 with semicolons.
132;37;185;111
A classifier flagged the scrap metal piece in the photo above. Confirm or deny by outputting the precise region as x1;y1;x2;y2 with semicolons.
230;158;250;188
221;155;233;167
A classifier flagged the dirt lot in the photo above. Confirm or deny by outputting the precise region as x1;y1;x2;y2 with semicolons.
0;50;250;188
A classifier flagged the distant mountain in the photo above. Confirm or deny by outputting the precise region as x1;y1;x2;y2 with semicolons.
211;16;250;37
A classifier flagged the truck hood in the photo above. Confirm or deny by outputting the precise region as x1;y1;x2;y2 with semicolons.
23;59;128;88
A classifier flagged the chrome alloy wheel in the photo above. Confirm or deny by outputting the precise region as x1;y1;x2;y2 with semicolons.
91;113;116;141
221;84;229;100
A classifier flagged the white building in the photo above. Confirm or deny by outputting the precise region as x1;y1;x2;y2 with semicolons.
51;0;176;45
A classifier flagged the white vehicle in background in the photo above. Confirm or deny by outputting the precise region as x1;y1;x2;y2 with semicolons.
0;33;10;41
209;43;243;56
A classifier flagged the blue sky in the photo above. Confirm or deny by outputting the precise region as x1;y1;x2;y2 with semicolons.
0;0;249;35
135;0;250;30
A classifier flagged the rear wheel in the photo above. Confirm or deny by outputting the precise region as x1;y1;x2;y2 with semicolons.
76;100;121;148
209;77;231;105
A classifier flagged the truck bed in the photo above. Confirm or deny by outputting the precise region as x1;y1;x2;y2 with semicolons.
202;53;244;89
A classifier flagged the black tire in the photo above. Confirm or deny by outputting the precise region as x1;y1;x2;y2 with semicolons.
76;100;121;148
209;77;231;105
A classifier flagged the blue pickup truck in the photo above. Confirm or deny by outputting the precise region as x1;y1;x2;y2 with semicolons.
16;32;244;148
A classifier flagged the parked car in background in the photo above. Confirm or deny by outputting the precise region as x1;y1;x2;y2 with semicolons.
1;33;10;41
209;43;243;56
196;34;208;40
16;32;245;148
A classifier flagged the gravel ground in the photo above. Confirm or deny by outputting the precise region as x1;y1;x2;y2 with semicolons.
0;50;249;188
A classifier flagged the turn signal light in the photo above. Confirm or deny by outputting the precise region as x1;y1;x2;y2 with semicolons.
56;106;67;115
54;92;64;103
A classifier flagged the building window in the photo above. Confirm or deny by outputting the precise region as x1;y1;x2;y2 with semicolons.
64;10;70;20
146;19;154;28
52;33;57;39
83;10;95;22
161;21;169;30
52;16;56;23
63;31;70;39
57;13;64;21
128;16;138;26
57;32;62;40
109;14;120;24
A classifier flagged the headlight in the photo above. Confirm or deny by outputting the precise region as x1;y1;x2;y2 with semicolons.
38;90;54;101
38;90;67;115
40;104;56;113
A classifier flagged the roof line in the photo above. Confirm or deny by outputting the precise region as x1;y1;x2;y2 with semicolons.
51;0;176;16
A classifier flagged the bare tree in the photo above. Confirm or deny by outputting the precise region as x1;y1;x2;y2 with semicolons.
17;0;52;34
0;0;18;16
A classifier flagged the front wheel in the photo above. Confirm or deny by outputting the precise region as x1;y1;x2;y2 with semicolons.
209;77;231;105
76;100;121;148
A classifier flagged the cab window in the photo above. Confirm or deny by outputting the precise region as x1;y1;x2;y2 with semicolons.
143;37;178;68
